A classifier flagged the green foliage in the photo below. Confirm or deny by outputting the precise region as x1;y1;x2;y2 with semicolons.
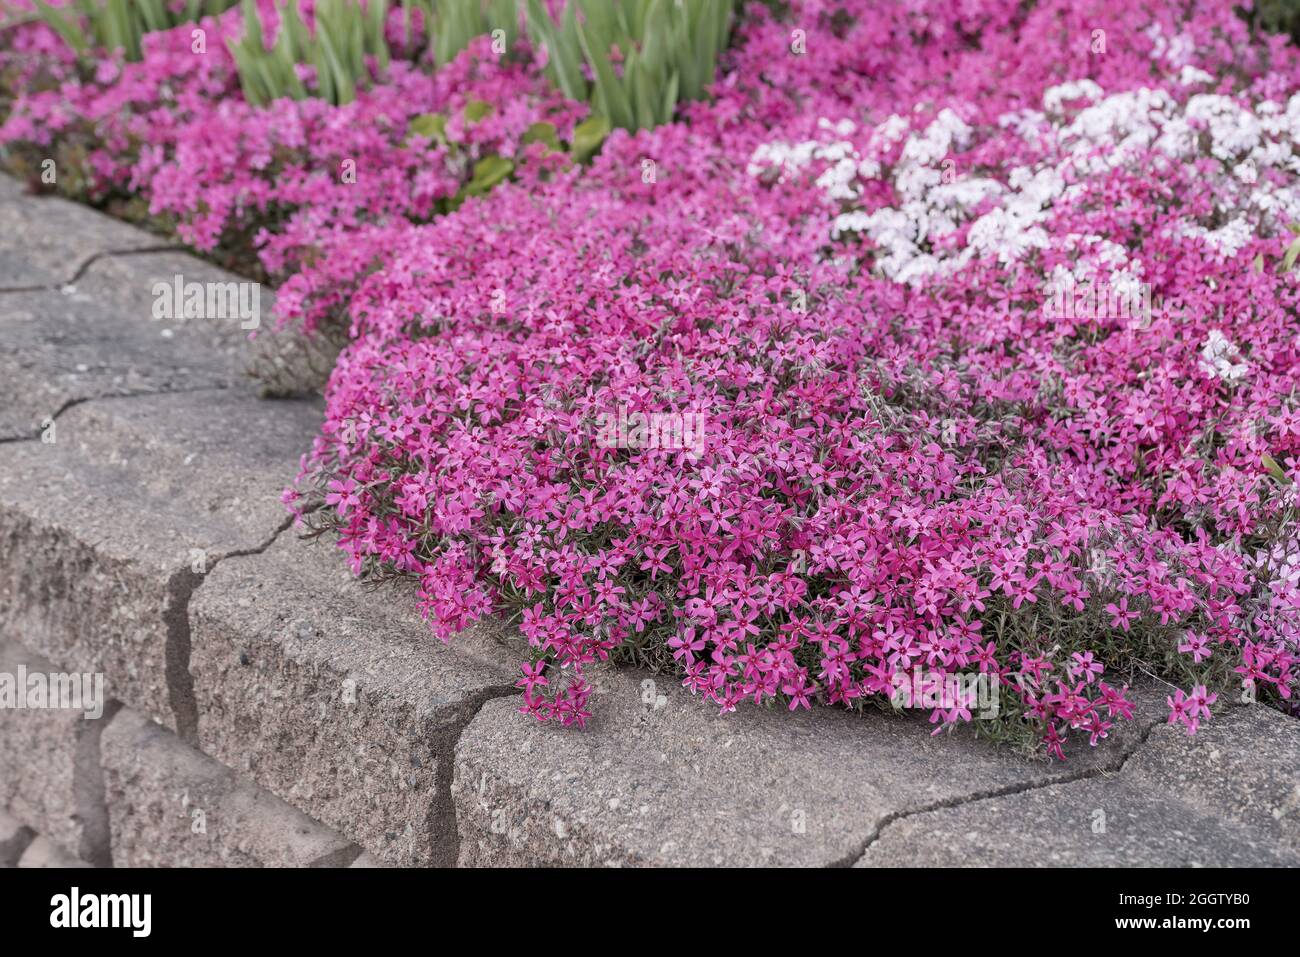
413;0;519;68
30;0;734;128
406;98;514;209
524;0;733;131
229;0;399;106
1242;0;1300;41
29;0;238;62
403;100;608;210
569;114;610;160
1281;224;1300;273
230;0;518;105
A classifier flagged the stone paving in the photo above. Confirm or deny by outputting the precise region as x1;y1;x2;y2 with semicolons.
1;174;1297;867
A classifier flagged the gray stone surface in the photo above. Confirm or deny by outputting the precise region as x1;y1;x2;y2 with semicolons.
189;533;518;866
0;638;115;865
451;667;1161;867
0;178;171;291
855;706;1300;866
0;250;253;440
0;174;25;203
0;807;35;867
17;834;92;868
0;391;321;732
102;707;359;867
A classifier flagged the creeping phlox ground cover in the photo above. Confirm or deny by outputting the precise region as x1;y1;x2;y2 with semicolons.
0;0;582;329
3;0;1300;758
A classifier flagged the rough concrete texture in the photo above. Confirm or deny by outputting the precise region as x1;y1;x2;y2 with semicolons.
0;391;320;733
0;250;252;440
0;174;24;202
17;834;92;868
0;184;169;291
102;708;359;867
451;666;1161;867
0;807;35;867
0;638;115;865
855;706;1300;866
189;533;519;866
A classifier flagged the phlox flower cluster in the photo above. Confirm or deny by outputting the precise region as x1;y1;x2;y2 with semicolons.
0;0;580;331
4;0;1300;757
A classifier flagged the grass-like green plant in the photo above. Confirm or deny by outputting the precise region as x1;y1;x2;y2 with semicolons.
229;0;519;105
229;0;397;106
525;0;733;130
28;0;238;62
18;0;733;130
416;0;519;68
231;0;732;125
1240;0;1300;41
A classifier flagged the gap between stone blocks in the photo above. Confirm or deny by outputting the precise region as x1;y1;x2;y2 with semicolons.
167;511;299;747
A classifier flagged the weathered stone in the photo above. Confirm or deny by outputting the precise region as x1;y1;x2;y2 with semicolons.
0;251;255;441
189;533;518;866
0;807;35;866
0;391;320;733
451;667;1160;867
854;706;1300;867
17;834;91;868
0;178;171;291
1126;703;1300;840
0;174;25;203
102;708;359;867
0;638;115;865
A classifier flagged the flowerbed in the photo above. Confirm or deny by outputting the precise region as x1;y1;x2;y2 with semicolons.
0;0;582;331
4;0;1300;759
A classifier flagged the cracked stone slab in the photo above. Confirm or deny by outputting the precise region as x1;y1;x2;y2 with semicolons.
451;667;1161;867
0;637;114;865
0;807;35;867
0;175;174;291
102;707;360;867
855;706;1300;866
0;391;321;732
0;250;256;441
189;533;518;866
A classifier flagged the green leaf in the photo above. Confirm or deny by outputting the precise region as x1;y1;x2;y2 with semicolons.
570;114;611;163
466;154;515;195
281;0;310;59
316;17;354;104
33;0;90;55
408;112;448;143
1263;452;1291;483
464;99;494;123
575;15;632;129
525;0;584;101
521;120;561;152
1282;235;1300;273
366;0;390;71
241;0;263;50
